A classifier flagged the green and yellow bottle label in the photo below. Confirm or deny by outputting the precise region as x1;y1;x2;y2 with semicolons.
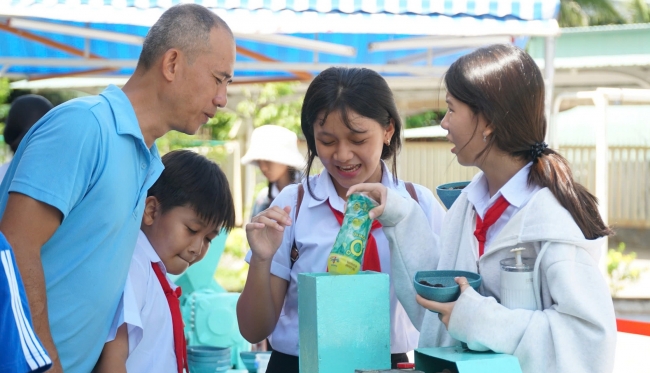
327;193;376;275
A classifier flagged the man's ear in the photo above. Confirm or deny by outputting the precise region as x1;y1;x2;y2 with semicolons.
160;48;181;82
142;196;161;226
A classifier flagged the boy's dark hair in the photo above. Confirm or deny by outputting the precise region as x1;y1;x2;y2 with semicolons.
148;149;235;232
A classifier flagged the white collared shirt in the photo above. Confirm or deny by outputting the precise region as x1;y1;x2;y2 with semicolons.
246;163;446;355
463;162;542;251
106;230;179;373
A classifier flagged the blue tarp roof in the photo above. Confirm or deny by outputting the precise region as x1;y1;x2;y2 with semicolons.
0;0;560;81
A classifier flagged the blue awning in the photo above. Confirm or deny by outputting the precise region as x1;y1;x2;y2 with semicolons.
0;0;560;82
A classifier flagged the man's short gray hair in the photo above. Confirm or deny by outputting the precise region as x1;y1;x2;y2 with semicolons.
138;4;233;70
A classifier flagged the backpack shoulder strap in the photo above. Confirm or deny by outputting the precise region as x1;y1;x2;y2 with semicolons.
405;182;419;203
290;184;304;266
295;183;304;221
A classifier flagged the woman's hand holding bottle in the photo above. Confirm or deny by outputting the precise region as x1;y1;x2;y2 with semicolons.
346;183;388;219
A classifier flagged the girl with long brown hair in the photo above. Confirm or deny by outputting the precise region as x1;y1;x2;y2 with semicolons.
350;44;616;373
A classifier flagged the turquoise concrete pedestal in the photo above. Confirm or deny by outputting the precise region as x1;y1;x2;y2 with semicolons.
414;346;522;373
298;272;391;373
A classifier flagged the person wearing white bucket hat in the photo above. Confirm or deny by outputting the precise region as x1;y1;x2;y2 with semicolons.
241;125;305;217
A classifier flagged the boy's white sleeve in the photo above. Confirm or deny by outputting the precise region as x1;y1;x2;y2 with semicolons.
105;261;145;354
123;273;144;353
105;291;125;343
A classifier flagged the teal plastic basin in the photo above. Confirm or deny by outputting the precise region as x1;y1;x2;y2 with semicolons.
436;181;470;209
414;270;482;304
240;351;272;372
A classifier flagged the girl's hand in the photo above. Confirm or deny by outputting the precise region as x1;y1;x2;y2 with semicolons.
346;183;388;219
246;206;292;261
415;277;472;329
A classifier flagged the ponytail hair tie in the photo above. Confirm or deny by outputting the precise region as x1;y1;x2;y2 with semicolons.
530;142;548;161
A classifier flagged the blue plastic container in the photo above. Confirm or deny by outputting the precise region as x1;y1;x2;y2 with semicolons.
187;346;232;373
187;355;231;364
436;181;471;209
187;360;231;373
187;364;230;373
240;351;272;372
414;270;482;304
187;346;231;357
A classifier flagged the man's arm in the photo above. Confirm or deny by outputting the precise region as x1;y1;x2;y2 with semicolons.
0;192;63;372
93;324;128;373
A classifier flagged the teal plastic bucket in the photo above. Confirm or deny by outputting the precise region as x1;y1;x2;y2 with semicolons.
187;346;232;373
436;181;470;209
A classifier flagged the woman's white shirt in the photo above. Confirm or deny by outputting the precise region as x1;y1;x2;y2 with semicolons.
246;163;446;356
463;162;541;251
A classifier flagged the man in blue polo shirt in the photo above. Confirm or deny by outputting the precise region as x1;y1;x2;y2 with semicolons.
0;4;235;373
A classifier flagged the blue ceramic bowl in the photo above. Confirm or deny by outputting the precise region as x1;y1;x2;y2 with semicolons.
414;270;482;303
187;346;231;358
436;181;471;210
187;363;230;373
240;351;272;372
187;355;231;364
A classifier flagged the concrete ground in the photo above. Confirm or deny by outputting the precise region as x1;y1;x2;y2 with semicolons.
614;332;650;373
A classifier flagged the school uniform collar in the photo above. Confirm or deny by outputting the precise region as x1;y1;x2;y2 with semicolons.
136;230;170;276
464;162;536;218
307;161;393;212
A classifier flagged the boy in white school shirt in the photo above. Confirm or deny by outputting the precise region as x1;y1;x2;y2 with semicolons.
93;150;236;373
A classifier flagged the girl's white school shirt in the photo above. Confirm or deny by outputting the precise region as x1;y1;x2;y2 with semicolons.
106;230;177;373
463;162;541;250
246;163;446;356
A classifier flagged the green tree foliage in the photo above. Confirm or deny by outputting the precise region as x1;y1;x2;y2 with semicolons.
236;83;303;135
560;0;625;27
0;78;10;105
0;78;11;141
405;110;446;129
214;227;249;292
607;242;647;296
157;82;301;154
8;88;82;107
628;0;650;22
212;83;302;292
559;0;650;27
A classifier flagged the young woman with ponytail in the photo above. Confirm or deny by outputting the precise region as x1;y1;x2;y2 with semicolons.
349;44;616;373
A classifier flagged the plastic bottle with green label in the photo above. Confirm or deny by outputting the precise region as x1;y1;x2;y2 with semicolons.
327;193;377;275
